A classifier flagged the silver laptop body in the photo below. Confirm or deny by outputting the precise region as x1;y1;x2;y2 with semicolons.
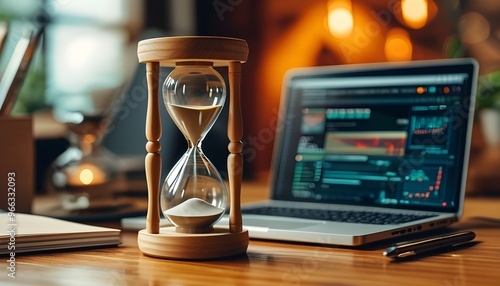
233;58;478;246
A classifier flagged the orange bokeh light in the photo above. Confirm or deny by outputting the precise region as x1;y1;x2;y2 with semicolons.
385;28;412;62
327;0;353;38
401;0;428;29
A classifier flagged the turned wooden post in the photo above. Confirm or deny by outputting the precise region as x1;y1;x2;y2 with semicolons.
145;61;161;234
228;61;244;233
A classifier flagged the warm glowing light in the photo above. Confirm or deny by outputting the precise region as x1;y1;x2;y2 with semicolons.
66;163;106;186
327;0;353;38
401;0;428;29
80;169;95;185
83;134;97;144
384;28;412;62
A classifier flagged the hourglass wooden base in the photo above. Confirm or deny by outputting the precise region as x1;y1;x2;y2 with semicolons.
137;36;249;260
138;227;249;260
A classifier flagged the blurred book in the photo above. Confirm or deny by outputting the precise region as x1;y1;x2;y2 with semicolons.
0;213;120;255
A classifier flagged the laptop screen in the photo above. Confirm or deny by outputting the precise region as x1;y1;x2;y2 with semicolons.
272;59;478;213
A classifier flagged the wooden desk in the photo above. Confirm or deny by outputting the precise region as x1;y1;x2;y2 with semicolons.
3;181;500;286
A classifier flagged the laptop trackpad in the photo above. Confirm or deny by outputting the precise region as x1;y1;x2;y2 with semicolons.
243;217;324;230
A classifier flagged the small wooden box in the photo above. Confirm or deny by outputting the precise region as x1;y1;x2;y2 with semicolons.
0;117;34;213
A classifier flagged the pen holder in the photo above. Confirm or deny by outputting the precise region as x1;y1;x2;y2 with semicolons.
0;117;34;213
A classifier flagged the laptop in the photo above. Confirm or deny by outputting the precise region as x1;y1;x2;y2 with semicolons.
230;58;478;246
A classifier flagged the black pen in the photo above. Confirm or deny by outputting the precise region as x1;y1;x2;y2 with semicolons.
383;230;476;259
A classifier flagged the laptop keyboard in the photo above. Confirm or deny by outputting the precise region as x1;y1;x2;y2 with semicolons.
242;207;437;225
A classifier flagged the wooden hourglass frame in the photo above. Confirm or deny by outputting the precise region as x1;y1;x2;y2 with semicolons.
136;36;249;259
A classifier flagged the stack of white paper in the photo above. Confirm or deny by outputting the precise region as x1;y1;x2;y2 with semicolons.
1;213;121;255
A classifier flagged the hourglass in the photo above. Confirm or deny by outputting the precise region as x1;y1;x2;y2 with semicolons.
136;36;249;259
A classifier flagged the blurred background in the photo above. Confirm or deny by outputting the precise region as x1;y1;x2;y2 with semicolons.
1;0;499;203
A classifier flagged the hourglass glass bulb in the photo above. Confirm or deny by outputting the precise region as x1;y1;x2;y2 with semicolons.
163;62;226;144
160;62;228;233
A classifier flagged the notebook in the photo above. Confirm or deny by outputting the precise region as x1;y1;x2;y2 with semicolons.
230;58;478;246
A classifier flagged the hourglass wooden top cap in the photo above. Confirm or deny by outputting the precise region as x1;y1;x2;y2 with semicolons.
137;36;248;67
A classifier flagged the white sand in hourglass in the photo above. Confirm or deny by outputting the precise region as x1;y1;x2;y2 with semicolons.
164;198;225;232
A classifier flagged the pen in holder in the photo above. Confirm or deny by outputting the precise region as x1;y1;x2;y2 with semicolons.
0;25;40;213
